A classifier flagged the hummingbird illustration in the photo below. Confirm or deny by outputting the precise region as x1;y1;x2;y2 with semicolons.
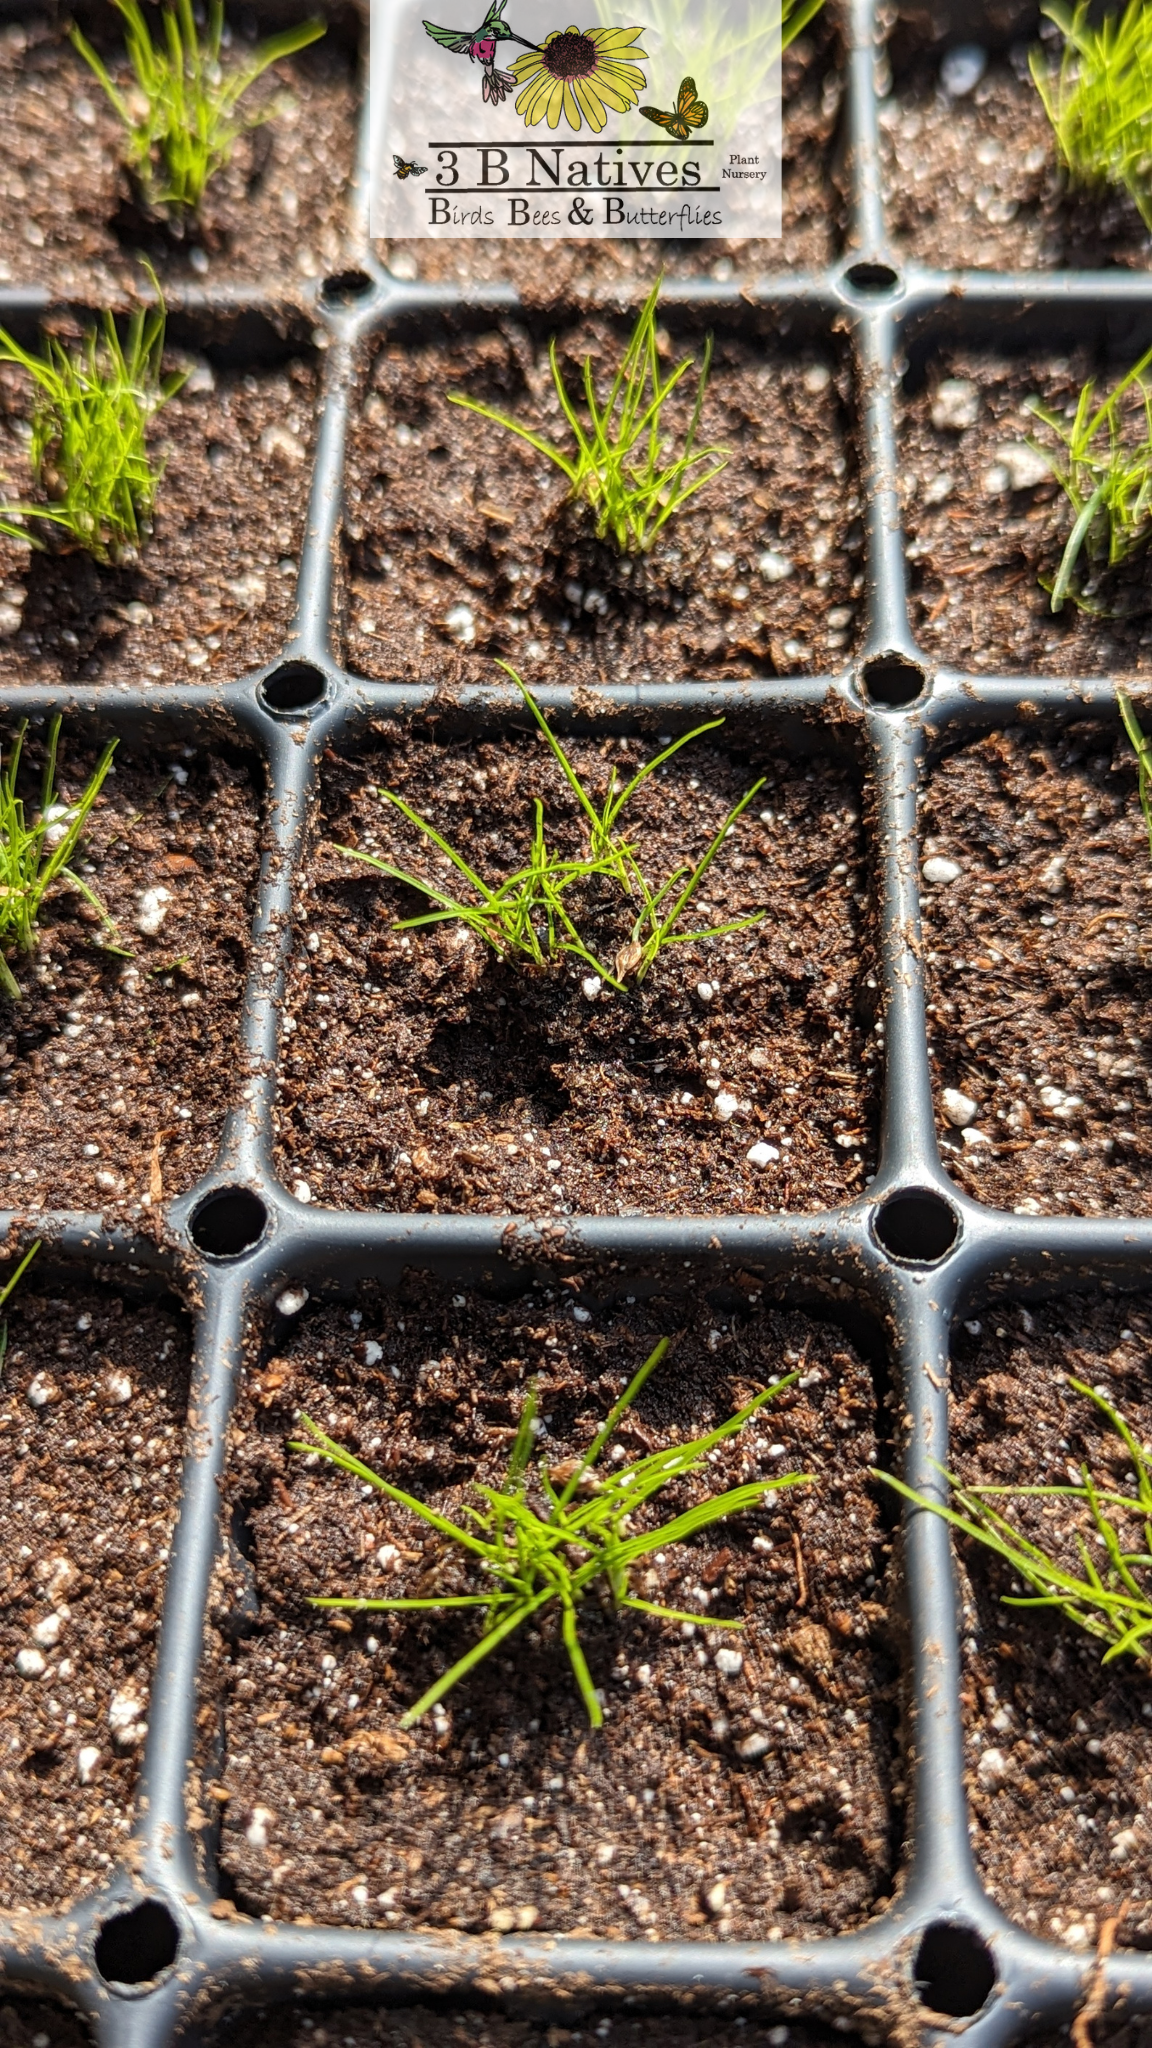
423;0;537;103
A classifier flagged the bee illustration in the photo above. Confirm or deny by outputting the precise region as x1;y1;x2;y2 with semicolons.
639;76;708;141
393;153;430;179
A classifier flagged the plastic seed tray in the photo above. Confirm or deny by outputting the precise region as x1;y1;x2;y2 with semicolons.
3;0;1152;2040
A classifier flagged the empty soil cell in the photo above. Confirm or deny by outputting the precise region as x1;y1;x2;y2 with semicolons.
0;15;358;296
211;2010;851;2047
0;350;318;687
921;719;1152;1218
881;44;1151;274
0;732;260;1228
949;1290;1152;1948
215;1283;897;1938
343;318;862;686
0;1276;191;1911
900;350;1152;675
274;727;877;1215
377;30;845;297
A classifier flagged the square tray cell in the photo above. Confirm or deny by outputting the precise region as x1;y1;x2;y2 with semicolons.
215;1282;896;1941
900;347;1152;675
0;15;359;297
208;2009;855;2047
376;28;845;297
949;1291;1152;1948
0;1271;192;1911
921;717;1152;1218
274;725;876;1215
881;29;1151;274
343;314;862;685
0;731;261;1228
0;347;318;685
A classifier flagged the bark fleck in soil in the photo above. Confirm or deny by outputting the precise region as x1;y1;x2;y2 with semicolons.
882;53;1152;274
952;1291;1152;1947
901;351;1152;674
0;356;318;686
0;737;260;1229
922;720;1152;1218
275;731;876;1215
344;321;862;686
217;1285;896;1940
0;1280;191;1911
0;17;357;296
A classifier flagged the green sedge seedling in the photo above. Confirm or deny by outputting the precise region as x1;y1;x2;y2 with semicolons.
0;1240;39;1381
876;1378;1152;1670
447;277;728;554
1029;0;1152;232
334;665;764;993
292;1339;810;1729
1026;342;1152;612
1118;687;1152;858
0;279;184;563
0;718;119;1001
71;0;325;215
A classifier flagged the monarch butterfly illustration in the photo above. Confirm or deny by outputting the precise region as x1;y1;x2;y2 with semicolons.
393;153;429;179
639;76;708;140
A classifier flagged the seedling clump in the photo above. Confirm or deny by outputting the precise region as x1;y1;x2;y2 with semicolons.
448;277;728;553
0;280;184;562
1026;342;1152;612
292;1339;810;1728
1118;686;1152;857
877;1378;1152;1669
334;667;764;992
71;0;325;216
0;1240;39;1380
1029;1;1152;232
0;717;119;1001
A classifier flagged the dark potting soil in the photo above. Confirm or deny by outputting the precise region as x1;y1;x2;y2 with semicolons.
376;32;845;297
0;1999;89;2048
0;16;358;297
881;51;1152;275
0;1280;191;1912
215;1284;897;1940
920;720;1152;1219
0;736;260;1229
949;1290;1152;1949
212;2007;854;2047
0;353;318;687
900;351;1152;675
273;729;877;1216
343;320;862;687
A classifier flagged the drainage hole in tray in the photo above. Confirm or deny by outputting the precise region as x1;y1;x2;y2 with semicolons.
259;661;328;715
189;1187;269;1258
321;268;375;306
860;653;927;708
873;1188;958;1264
914;1921;996;2018
843;260;901;294
94;1899;180;1988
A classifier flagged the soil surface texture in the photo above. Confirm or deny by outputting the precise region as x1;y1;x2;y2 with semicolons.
343;318;862;685
921;719;1152;1218
216;1285;897;1941
0;16;357;296
0;353;317;686
274;728;876;1216
0;2000;88;2048
900;350;1152;674
882;48;1152;274
377;31;844;298
951;1289;1152;1948
213;2010;851;2048
0;734;260;1229
0;1279;191;1911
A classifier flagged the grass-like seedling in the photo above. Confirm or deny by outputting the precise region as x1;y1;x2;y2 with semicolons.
334;666;764;993
1029;1;1152;232
877;1378;1152;1669
447;277;727;554
0;1240;39;1380
1027;343;1152;612
292;1339;809;1728
0;717;119;1001
1118;687;1152;858
71;0;325;215
0;280;184;563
